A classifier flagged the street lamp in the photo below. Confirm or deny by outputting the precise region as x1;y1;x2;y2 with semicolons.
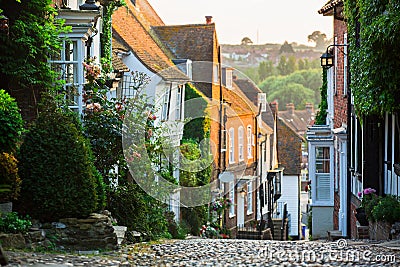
320;44;348;69
239;187;247;198
0;15;9;35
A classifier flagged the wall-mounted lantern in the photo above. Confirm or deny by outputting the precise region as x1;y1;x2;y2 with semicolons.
320;44;348;69
0;15;9;35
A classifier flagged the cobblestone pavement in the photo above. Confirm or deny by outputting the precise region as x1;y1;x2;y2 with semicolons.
5;239;400;266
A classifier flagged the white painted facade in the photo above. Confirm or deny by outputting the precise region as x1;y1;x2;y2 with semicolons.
278;175;300;236
117;51;186;222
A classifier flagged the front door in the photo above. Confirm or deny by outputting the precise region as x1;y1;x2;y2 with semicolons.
338;140;347;236
237;194;245;227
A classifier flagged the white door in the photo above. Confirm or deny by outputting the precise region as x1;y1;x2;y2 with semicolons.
339;141;347;236
237;195;245;227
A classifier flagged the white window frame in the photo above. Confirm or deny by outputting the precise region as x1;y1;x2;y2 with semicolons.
238;126;244;161
258;93;267;112
226;69;233;89
247;126;253;158
213;63;219;83
50;39;84;114
229;181;235;217
229;127;235;164
161;85;171;121
175;85;183;121
310;143;334;206
247;181;253;214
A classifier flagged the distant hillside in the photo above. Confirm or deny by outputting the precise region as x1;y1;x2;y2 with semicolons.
221;42;323;69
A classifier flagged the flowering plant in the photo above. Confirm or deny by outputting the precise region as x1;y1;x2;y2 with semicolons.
211;196;232;215
199;223;219;238
358;187;379;221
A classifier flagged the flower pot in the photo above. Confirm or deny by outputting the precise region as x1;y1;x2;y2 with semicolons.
355;208;369;226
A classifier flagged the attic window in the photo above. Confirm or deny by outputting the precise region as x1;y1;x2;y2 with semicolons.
226;69;233;89
258;93;267;112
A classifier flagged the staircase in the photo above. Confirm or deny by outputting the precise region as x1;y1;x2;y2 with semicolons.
272;218;288;240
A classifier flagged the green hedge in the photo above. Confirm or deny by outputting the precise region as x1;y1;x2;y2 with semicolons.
18;100;100;221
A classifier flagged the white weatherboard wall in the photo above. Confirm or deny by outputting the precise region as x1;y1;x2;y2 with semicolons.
279;175;300;237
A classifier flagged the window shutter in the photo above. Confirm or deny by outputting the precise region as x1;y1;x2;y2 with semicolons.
316;173;331;202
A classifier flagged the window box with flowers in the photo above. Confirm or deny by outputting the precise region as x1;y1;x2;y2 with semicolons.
209;196;233;237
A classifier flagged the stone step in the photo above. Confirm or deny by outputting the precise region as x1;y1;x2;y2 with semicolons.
327;230;343;241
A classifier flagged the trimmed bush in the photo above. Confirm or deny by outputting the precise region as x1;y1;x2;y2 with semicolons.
18;101;99;221
0;89;24;153
108;182;168;240
0;152;22;202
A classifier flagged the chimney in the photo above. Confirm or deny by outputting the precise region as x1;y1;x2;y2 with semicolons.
305;103;314;114
286;103;295;115
205;16;213;24
270;101;278;116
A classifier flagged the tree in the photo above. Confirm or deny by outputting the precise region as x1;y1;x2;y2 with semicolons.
258;60;275;82
308;31;328;50
241;37;253;45
279;41;295;54
267;83;314;110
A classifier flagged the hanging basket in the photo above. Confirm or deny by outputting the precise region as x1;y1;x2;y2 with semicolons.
394;163;400;176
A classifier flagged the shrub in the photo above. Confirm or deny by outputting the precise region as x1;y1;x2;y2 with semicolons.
18;100;99;221
0;152;22;202
108;182;168;240
372;195;400;224
0;89;24;153
0;212;32;234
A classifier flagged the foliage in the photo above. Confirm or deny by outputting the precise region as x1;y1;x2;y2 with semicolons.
277;55;297;76
307;31;329;50
315;69;328;125
241;37;253;45
372;195;400;224
108;182;169;240
0;0;70;91
18;97;99;221
180;84;211;235
259;69;322;109
0;152;21;202
0;90;24;153
199;223;219;238
0;212;31;234
165;211;188;239
344;0;400;115
358;188;380;222
99;0;126;73
82;59;135;185
181;206;208;236
279;41;295;54
267;83;314;110
210;196;232;216
258;61;276;81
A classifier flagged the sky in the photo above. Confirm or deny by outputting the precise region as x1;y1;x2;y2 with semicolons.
146;0;333;45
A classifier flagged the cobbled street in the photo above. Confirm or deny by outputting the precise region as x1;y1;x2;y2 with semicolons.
5;239;400;266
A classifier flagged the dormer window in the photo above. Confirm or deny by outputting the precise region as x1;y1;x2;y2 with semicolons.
222;67;233;89
258;93;267;112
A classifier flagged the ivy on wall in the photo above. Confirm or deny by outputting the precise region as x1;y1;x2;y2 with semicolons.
344;0;400;116
0;0;70;91
315;69;328;125
100;0;126;73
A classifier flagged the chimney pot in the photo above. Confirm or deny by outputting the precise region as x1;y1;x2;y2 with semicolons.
205;16;213;24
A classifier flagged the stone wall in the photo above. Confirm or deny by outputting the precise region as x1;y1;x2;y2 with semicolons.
42;213;118;251
369;221;392;241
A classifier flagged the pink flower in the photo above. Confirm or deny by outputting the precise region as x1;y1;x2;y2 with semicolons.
363;188;376;195
357;191;362;198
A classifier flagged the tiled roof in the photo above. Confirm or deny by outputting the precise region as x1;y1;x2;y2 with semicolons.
278;119;303;175
318;0;343;14
112;2;188;81
112;35;130;72
223;83;254;117
234;78;275;130
152;24;216;61
278;109;314;135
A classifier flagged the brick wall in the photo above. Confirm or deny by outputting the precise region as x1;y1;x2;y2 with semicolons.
333;19;348;129
350;194;361;239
